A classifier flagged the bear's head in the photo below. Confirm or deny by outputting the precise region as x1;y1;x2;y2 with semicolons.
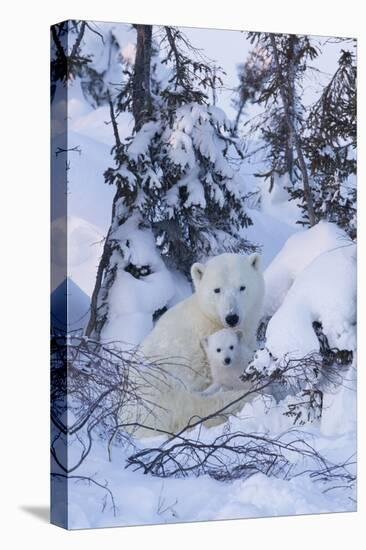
201;328;243;369
191;253;264;329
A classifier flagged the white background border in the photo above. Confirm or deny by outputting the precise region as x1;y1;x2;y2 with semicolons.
1;1;364;548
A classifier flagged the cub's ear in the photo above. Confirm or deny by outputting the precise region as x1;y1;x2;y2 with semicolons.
191;262;205;288
200;336;209;352
249;253;261;271
235;330;243;342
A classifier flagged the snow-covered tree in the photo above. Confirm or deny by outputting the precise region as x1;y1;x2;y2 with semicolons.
51;20;129;117
104;103;254;272
304;46;357;238
236;33;319;226
51;21;107;103
86;25;255;340
232;46;271;131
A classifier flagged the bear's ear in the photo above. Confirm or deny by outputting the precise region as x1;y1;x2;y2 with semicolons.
191;262;205;288
200;336;209;352
249;253;261;271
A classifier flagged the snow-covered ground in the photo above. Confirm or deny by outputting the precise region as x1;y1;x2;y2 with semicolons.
50;23;356;529
52;221;356;529
59;362;356;528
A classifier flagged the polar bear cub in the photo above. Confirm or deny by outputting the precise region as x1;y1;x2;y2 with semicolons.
201;328;253;393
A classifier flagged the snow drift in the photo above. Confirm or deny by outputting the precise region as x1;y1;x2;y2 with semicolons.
263;222;356;359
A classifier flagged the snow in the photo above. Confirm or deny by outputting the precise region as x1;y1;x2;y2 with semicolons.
51;215;105;296
263;221;352;317
168;104;236;181
128;121;161;161
51;22;357;530
259;173;303;227
180;168;207;209
51;278;90;332
321;371;356;437
265;241;356;359
59;377;356;529
242;208;300;270
121;42;136;65
166;127;195;169
100;214;177;345
58;219;357;527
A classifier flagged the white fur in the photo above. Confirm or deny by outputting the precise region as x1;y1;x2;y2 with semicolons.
201;329;253;391
121;253;265;436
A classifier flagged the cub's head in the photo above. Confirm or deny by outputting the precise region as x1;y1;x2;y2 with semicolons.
201;329;242;368
191;253;263;328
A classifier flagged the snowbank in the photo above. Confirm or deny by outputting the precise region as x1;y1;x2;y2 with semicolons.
101;214;181;345
243;207;299;269
266;242;356;359
51;215;105;296
62;388;356;529
263;221;352;318
51;278;90;332
259;173;302;227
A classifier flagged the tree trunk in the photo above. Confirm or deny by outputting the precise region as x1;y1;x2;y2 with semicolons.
85;25;153;339
269;34;316;226
285;35;296;183
132;25;152;131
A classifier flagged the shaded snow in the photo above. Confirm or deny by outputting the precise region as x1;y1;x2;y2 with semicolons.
62;381;356;529
51;278;90;332
242;207;299;270
101;215;177;345
259;173;302;227
266;241;356;359
52;23;356;529
51;215;105;296
263;221;351;318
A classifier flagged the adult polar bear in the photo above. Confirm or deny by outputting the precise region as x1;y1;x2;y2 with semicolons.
123;253;265;437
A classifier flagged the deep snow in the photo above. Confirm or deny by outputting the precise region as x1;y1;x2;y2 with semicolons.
60;365;356;528
55;221;356;528
51;22;357;529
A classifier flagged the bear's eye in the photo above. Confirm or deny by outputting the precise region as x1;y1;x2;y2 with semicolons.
229;345;234;350
216;348;221;353
240;285;246;292
214;288;221;294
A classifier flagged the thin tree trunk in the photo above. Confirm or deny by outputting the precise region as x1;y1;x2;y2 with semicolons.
107;89;122;149
84;228;112;338
286;35;296;183
85;25;153;339
233;99;245;133
132;25;152;130
84;93;122;338
269;34;316;226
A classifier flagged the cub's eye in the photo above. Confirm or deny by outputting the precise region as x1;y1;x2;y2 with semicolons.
216;348;221;353
240;285;246;292
229;345;234;350
214;288;221;294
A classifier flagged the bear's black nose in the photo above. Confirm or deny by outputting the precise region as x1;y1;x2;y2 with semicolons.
224;357;231;365
226;313;239;327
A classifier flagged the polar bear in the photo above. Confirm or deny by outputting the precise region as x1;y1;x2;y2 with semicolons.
122;253;265;437
200;329;253;393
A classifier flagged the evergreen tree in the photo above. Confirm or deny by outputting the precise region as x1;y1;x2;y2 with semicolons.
304;46;357;237
236;33;319;226
51;21;107;103
85;25;255;340
232;46;271;132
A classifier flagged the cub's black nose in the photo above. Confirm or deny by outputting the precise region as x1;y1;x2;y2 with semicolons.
226;313;239;327
224;357;231;365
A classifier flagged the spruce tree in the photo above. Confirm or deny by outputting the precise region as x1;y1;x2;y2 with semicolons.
236;33;319;226
304;46;357;238
232;45;271;132
85;25;255;340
